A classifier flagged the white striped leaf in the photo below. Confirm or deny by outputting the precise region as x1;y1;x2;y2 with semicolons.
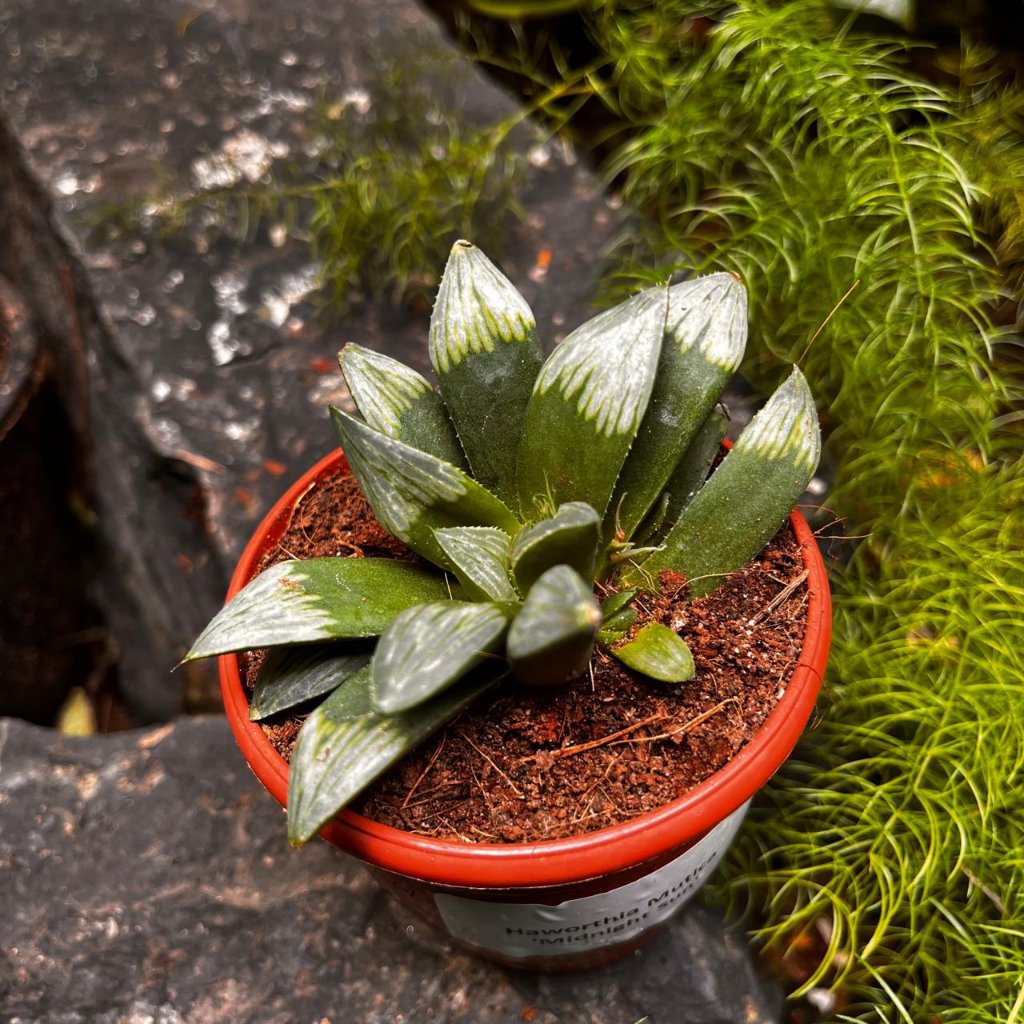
429;241;543;508
510;502;601;593
286;666;496;846
608;274;746;540
434;526;517;603
372;601;509;713
610;622;695;682
250;644;373;720
517;287;668;520
507;565;601;687
339;344;466;468
186;558;452;659
628;367;820;596
331;407;520;569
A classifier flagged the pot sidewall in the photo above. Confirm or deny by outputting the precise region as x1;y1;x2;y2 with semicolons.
218;448;831;959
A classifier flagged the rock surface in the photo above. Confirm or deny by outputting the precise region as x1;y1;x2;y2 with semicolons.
0;0;626;721
0;717;780;1024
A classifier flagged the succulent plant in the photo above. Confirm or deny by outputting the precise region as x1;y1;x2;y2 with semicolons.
187;240;820;846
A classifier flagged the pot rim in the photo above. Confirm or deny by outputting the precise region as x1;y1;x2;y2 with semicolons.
220;447;831;889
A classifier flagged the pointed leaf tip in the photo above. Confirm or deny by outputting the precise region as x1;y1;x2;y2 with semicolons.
339;344;466;467
518;287;668;518
429;242;543;507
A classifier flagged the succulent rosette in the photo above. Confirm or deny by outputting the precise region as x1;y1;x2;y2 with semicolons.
188;241;820;845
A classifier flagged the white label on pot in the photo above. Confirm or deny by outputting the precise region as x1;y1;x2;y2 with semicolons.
434;802;749;959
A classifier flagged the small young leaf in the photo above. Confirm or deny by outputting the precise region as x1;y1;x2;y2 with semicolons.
610;622;695;682
517;287;668;520
510;501;601;593
643;404;729;543
429;241;543;508
286;668;496;846
600;606;638;635
507;565;601;686
434;526;517;603
607;274;746;541
628;367;820;596
372;601;509;713
596;604;639;645
250;644;373;720
332;407;520;568
600;588;639;621
339;344;466;468
186;558;453;659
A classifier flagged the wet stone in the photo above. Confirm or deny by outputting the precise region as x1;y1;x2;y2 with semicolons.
0;717;781;1024
0;0;628;720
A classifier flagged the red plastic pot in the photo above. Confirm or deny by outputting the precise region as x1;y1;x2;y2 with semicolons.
220;448;831;971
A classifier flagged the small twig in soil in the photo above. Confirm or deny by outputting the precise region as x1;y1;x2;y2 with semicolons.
401;733;447;809
461;733;524;798
747;570;809;626
611;698;739;745
281;479;317;538
517;712;669;765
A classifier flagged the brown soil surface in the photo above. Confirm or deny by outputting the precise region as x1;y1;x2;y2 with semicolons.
246;464;808;844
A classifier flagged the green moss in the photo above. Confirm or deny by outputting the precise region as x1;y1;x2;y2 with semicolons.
542;2;1024;1019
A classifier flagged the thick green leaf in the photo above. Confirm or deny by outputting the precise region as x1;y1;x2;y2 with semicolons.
510;502;601;594
626;367;820;596
339;344;466;468
507;565;601;686
610;622;695;682
643;404;729;543
429;241;543;508
286;667;495;845
434;526;517;603
607;274;746;542
331;407;520;568
517;287;668;520
250;644;373;720
186;558;452;659
372;601;509;713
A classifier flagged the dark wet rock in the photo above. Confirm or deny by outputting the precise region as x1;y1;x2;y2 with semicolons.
0;0;627;721
0;716;781;1024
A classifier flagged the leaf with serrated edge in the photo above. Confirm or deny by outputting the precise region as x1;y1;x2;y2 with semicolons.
331;407;520;569
339;344;466;468
507;565;601;686
286;667;495;845
434;526;517;603
517;287;668;520
626;367;820;596
186;558;453;659
373;601;508;713
611;622;695;682
510;502;601;594
430;241;543;508
608;274;746;541
250;644;373;720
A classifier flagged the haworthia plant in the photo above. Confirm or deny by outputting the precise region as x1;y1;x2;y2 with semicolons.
188;242;821;844
429;241;543;510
